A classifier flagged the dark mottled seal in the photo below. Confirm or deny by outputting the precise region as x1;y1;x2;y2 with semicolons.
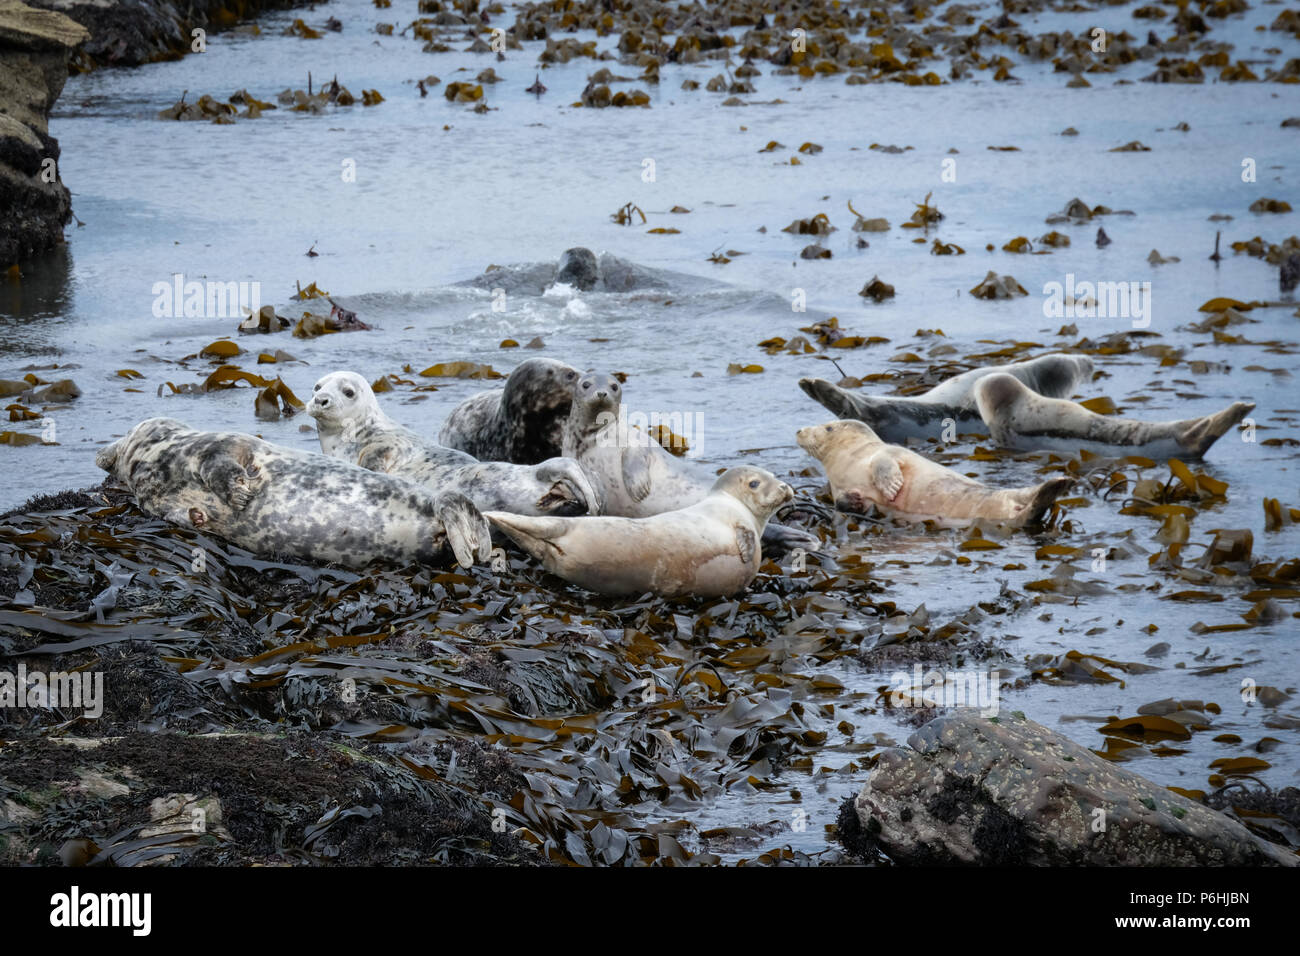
799;353;1095;444
310;370;598;516
563;371;819;550
973;374;1255;459
454;249;694;296
95;418;491;568
487;466;794;597
553;247;600;291
439;358;579;465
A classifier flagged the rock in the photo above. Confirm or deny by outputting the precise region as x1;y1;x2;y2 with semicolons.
851;713;1297;865
968;270;1027;299
0;0;87;267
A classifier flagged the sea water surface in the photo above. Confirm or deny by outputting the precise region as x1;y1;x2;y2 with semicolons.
3;0;1299;858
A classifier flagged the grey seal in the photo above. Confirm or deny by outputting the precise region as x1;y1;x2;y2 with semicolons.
486;466;794;597
799;353;1095;444
309;370;599;516
95;417;491;568
439;357;580;465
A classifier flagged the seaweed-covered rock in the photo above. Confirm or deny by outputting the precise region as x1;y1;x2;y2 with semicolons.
852;713;1297;865
0;0;87;267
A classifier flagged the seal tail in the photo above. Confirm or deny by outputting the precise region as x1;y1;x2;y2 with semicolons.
1021;477;1074;527
799;378;860;420
1177;401;1255;458
434;491;492;568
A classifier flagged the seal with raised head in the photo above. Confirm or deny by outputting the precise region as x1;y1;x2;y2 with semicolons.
310;371;598;516
796;419;1073;528
439;358;579;465
553;247;600;291
973;373;1255;459
96;418;492;568
486;466;794;597
563;371;819;549
799;353;1095;444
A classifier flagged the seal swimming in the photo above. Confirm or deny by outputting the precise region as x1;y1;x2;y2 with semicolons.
563;371;820;550
96;418;492;568
310;370;599;516
799;353;1094;444
973;373;1255;459
455;248;688;296
796;419;1073;528
486;466;794;597
439;358;580;465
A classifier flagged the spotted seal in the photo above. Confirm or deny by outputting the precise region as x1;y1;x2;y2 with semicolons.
562;371;819;550
95;418;491;568
486;466;794;597
309;370;599;516
439;358;579;465
797;419;1073;528
973;373;1256;459
799;353;1095;444
455;248;683;297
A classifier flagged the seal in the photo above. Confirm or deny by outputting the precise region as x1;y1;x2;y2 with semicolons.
309;370;599;516
95;417;492;568
486;466;794;597
563;371;819;550
973;373;1256;459
439;358;579;465
455;248;683;296
796;419;1073;528
799;353;1095;444
553;247;600;291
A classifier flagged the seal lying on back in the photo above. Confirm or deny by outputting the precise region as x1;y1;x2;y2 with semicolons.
95;418;492;568
796;419;1073;528
799;353;1094;444
310;371;598;516
486;466;793;597
563;371;819;550
973;374;1255;459
439;358;579;465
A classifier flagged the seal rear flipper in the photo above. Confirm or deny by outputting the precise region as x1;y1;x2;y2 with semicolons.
760;522;819;553
484;511;567;564
799;378;860;420
534;458;601;516
434;491;492;568
1178;401;1255;458
621;446;653;502
1021;477;1074;526
94;439;122;474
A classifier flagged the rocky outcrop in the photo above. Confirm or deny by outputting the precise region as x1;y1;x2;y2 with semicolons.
0;0;87;268
848;712;1297;866
26;0;327;70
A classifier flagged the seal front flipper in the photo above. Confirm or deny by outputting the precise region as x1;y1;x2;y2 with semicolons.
734;525;757;565
866;450;905;502
620;446;653;502
198;440;265;510
357;440;401;474
433;491;492;568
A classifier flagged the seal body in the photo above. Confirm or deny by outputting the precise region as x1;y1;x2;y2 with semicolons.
799;353;1094;444
95;418;491;568
486;466;794;597
310;371;598;516
454;249;680;296
973;373;1255;459
796;419;1073;528
439;358;580;464
563;372;819;549
553;247;600;291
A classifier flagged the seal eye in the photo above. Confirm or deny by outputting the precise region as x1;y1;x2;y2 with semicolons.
582;381;591;390
748;479;760;489
566;370;577;381
611;383;620;392
313;384;321;392
342;388;355;399
825;425;833;432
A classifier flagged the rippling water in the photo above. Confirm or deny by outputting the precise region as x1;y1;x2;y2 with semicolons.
4;0;1298;856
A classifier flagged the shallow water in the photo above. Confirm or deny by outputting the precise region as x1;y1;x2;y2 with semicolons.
3;0;1299;859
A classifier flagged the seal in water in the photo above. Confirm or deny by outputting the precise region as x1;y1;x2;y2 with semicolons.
454;249;693;296
799;353;1095;444
439;358;580;465
553;247;600;291
309;371;599;516
486;466;794;597
563;371;819;550
796;419;1073;528
96;418;492;568
973;373;1256;459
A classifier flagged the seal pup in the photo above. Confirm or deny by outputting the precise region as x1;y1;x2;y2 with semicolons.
799;353;1094;444
310;371;598;517
96;418;491;568
439;358;580;464
564;371;819;550
973;373;1255;459
796;419;1073;528
486;466;794;597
